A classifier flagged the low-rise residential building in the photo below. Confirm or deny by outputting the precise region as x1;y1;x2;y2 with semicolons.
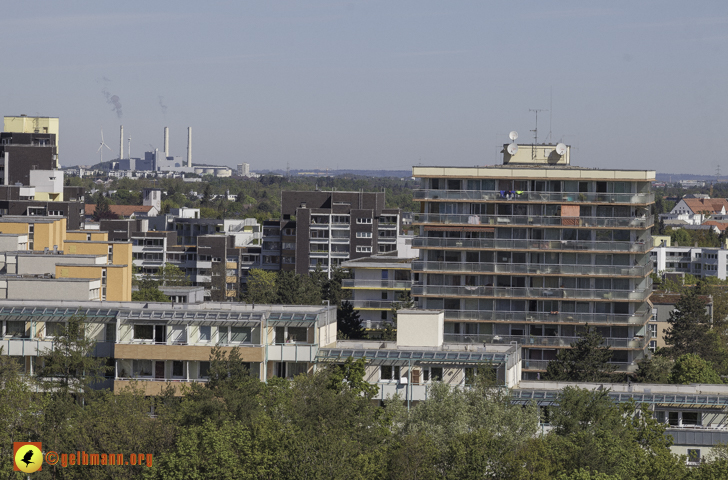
660;197;728;226
0;300;336;395
651;245;728;280
648;293;714;351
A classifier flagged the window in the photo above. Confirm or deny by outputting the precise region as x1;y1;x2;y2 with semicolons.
357;218;373;224
172;361;184;377
356;246;372;253
356;232;372;238
423;367;443;382
381;311;388;320
133;360;153;377
649;340;657;352
199;361;210;379
6;321;25;337
45;322;65;337
381;365;400;381
687;449;701;464
199;326;211;342
231;326;251;343
381;291;388;300
133;325;154;340
464;367;476;385
648;324;657;338
105;325;116;343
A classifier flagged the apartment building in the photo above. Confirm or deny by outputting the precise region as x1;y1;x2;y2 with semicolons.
411;141;655;378
651;245;728;280
280;191;400;275
340;237;418;329
648;293;714;351
0;299;336;396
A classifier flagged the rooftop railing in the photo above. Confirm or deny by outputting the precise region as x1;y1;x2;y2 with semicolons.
521;359;638;372
350;300;398;309
441;310;651;325
413;213;653;229
413;261;653;277
412;284;651;301
414;189;654;204
411;237;652;253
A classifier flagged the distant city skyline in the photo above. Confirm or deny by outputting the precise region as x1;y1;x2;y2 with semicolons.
2;1;727;174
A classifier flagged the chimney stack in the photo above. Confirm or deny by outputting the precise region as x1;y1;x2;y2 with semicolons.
164;127;169;157
187;127;192;167
120;125;124;160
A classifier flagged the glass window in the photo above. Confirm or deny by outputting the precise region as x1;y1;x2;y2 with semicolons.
46;322;65;337
231;327;251;343
133;360;153;377
381;365;401;381
287;327;307;343
199;326;211;342
172;361;184;377
133;325;154;340
6;321;26;337
105;325;116;343
199;361;210;378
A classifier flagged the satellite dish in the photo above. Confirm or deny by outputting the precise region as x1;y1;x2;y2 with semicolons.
509;131;518;141
507;143;519;155
555;143;567;156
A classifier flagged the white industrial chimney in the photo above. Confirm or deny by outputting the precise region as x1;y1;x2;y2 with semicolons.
164;126;169;157
119;125;124;160
187;127;192;167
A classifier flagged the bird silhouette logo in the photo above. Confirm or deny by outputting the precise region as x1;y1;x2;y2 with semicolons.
21;449;34;467
13;442;43;473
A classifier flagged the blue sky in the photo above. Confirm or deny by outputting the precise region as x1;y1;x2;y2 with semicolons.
2;1;727;174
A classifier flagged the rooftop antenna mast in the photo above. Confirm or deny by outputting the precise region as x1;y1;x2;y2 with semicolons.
546;87;553;143
529;108;547;160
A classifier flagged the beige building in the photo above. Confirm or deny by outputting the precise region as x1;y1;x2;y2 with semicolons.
4;116;60;168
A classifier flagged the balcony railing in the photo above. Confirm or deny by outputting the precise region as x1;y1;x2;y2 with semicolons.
412;237;651;253
521;359;638;372
414;189;655;205
342;279;413;289
413;213;653;229
443;333;646;349
413;261;653;277
350;300;397;309
441;310;651;325
412;285;651;301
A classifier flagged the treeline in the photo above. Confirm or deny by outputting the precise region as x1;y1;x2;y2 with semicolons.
4;335;728;479
68;173;419;223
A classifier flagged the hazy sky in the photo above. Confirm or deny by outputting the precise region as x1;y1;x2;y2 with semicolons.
2;1;726;174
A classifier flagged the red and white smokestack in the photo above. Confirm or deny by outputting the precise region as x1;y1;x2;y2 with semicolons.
164;126;169;157
187;127;192;167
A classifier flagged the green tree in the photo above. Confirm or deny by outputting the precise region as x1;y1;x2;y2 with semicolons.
670;353;723;384
326;357;378;398
93;195;118;221
663;289;711;359
545;328;615;382
132;279;171;302
337;301;366;339
634;355;673;383
159;262;191;286
245;269;278;304
209;261;229;302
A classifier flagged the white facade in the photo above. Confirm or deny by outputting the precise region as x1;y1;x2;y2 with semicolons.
651;245;728;280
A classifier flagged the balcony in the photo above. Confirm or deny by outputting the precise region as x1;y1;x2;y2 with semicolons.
412;237;651;253
267;343;317;362
0;338;54;356
521;359;638;372
412;285;651;301
443;333;646;349
412;261;653;277
441;310;651;325
342;279;413;289
414;189;655;205
413;213;653;229
350;300;397;310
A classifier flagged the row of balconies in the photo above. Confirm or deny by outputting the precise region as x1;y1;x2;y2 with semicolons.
414;189;654;204
341;279;413;289
412;285;651;301
413;261;653;277
441;310;651;325
443;333;647;349
412;237;651;253
521;359;638;372
413;213;653;229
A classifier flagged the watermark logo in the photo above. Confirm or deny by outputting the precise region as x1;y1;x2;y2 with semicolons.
13;442;43;473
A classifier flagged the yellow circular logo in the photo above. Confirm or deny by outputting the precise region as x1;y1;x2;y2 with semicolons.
15;444;42;473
